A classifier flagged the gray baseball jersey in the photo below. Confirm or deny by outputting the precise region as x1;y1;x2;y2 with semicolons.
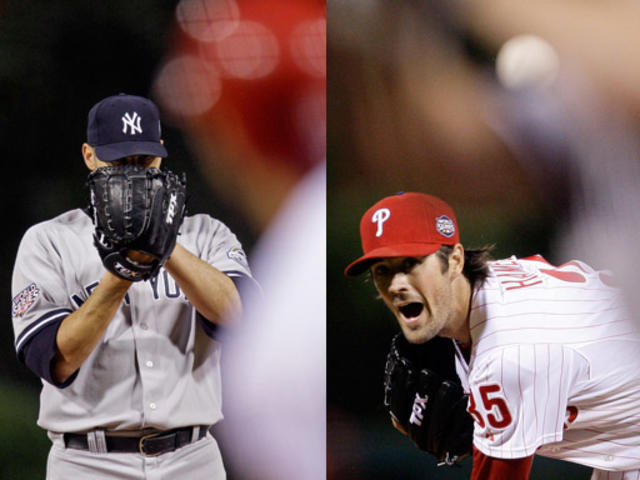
11;208;255;433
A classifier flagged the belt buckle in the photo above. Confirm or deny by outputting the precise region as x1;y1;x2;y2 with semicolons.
139;431;163;456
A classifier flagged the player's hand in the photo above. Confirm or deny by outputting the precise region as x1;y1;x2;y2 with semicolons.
126;250;155;264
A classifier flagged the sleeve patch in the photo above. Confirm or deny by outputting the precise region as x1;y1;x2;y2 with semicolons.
227;247;249;269
12;283;40;320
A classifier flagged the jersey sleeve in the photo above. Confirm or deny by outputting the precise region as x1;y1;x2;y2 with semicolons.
471;446;533;480
11;225;74;377
186;215;261;336
191;215;257;284
590;469;640;480
467;344;588;459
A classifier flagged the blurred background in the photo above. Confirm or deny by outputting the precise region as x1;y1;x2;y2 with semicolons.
328;0;640;478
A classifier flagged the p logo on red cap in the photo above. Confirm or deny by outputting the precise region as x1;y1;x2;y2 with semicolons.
344;192;460;276
372;208;391;237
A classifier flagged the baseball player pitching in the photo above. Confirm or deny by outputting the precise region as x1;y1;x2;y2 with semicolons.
10;93;256;479
345;191;640;480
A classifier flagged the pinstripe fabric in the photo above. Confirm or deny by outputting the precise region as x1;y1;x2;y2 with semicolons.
458;256;640;473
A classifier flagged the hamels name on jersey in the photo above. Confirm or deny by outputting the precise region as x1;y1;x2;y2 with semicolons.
70;268;187;308
469;255;636;356
490;255;598;291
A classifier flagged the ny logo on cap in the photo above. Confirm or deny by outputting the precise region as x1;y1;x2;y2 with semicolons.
122;112;142;135
372;208;391;237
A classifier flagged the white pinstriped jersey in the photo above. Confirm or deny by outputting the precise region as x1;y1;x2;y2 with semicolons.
455;255;640;473
11;208;254;433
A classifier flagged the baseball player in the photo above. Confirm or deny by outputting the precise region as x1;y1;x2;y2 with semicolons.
345;191;640;480
10;93;256;480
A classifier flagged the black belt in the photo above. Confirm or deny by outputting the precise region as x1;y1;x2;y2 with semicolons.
63;426;208;456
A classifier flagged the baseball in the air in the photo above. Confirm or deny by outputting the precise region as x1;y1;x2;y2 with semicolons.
495;34;560;90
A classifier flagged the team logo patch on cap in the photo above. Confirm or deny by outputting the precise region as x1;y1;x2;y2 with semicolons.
12;283;40;319
435;215;455;238
372;208;391;237
121;111;143;135
228;247;249;268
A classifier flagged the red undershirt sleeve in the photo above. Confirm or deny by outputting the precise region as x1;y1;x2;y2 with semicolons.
471;446;534;480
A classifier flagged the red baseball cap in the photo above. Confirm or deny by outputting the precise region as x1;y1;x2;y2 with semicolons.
344;192;460;276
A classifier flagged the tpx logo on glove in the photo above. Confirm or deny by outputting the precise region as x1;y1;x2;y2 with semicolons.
114;262;143;280
409;392;429;427
166;193;178;224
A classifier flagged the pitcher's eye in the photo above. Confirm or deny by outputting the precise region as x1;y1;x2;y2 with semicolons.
372;264;390;278
402;258;419;271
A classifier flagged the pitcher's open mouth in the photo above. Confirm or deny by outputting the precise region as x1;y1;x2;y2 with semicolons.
399;302;424;319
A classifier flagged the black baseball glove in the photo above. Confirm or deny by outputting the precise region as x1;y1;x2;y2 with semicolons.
383;333;474;466
87;165;187;281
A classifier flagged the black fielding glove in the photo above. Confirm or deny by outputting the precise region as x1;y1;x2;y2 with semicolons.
383;333;474;465
87;165;187;281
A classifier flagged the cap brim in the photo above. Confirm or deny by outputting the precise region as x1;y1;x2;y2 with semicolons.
344;243;443;276
94;141;168;162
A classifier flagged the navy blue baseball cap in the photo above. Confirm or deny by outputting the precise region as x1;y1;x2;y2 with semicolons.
86;93;168;162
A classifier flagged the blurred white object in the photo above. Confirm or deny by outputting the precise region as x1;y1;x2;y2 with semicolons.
221;163;326;480
496;34;560;90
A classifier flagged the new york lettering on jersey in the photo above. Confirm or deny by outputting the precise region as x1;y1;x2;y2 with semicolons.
70;269;190;308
